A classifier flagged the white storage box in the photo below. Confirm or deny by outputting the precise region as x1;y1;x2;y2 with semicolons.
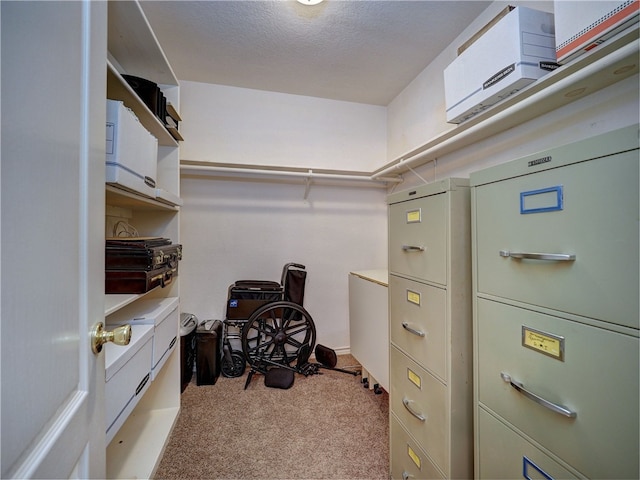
106;297;180;380
554;0;639;63
105;324;154;444
106;99;158;198
444;6;556;124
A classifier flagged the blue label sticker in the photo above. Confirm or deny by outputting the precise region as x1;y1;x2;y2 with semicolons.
520;186;563;214
229;300;238;308
523;456;554;480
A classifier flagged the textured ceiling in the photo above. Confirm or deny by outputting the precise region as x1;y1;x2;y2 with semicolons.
140;0;491;106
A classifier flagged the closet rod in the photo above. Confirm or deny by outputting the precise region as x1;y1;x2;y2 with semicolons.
181;163;403;184
372;38;639;179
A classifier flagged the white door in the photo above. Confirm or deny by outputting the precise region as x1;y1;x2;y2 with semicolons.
1;1;107;478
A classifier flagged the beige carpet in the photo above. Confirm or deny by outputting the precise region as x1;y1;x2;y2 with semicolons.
154;355;389;479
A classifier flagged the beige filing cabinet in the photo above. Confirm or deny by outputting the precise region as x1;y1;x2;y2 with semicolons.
470;125;639;479
387;178;473;480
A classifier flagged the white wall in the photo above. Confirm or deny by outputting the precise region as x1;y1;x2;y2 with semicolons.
177;81;389;351
180;81;386;171
179;177;388;351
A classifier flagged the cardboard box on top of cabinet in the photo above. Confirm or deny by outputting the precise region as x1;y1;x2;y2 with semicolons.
443;6;557;124
106;99;158;199
554;0;639;63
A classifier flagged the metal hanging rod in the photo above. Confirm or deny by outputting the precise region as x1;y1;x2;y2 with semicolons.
180;163;403;184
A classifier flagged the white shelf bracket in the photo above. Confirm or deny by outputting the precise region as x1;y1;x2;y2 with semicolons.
304;170;313;199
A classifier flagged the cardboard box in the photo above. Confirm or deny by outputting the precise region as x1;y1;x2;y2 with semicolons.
555;0;639;63
106;99;158;198
444;6;556;124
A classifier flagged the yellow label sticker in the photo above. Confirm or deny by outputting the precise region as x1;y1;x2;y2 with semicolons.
407;445;421;469
407;290;421;305
406;209;421;223
522;326;564;361
407;368;421;389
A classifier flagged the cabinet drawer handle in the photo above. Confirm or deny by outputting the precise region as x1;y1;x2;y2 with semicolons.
402;322;425;337
500;372;577;418
402;397;426;422
402;245;425;252
499;251;576;261
402;471;414;480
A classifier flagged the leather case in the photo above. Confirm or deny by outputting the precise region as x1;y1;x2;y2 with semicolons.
106;243;182;271
105;264;176;294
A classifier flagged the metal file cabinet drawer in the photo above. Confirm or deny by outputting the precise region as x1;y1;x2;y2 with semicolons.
473;149;639;329
390;414;444;480
390;345;448;474
476;298;639;479
389;274;447;382
477;408;579;479
388;191;447;285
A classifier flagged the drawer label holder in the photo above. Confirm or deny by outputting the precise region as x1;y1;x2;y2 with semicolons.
520;185;563;214
522;326;565;361
406;208;422;223
407;444;422;470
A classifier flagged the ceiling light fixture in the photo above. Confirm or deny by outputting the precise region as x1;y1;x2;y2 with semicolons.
296;0;323;5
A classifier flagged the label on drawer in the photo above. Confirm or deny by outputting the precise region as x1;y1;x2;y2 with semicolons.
407;290;421;305
407;444;421;469
519;185;563;214
406;208;421;223
522;326;565;361
407;368;422;389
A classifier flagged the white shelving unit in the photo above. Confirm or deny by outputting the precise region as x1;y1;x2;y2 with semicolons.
104;1;182;478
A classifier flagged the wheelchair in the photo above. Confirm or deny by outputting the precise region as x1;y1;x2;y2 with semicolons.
220;263;315;381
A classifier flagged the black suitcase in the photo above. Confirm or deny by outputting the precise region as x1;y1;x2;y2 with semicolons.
105;264;176;294
196;319;223;385
105;243;182;271
225;280;283;320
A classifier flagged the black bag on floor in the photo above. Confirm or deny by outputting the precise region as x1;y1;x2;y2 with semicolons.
264;367;295;389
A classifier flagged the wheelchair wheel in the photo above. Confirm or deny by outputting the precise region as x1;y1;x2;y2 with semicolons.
221;349;246;378
241;301;316;374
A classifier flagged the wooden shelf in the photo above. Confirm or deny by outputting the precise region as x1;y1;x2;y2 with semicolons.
105;1;182;478
107;61;178;147
106;406;179;479
106;184;180;211
107;0;178;87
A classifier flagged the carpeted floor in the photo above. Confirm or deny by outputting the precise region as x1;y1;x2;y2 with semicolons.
154;355;389;479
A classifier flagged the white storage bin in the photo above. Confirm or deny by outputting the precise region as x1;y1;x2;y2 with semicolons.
105;324;154;444
444;6;556;124
106;297;180;380
106;99;158;198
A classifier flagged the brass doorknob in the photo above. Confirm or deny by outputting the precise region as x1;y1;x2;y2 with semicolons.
91;322;131;354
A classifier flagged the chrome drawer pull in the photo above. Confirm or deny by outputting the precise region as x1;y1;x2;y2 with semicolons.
402;322;425;337
499;250;576;261
402;471;414;480
402;244;425;252
402;397;426;422
500;372;577;418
